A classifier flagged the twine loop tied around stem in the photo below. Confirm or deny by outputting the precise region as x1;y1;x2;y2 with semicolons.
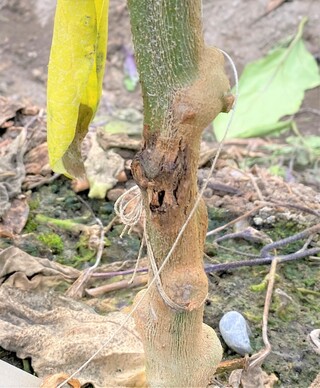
114;185;191;311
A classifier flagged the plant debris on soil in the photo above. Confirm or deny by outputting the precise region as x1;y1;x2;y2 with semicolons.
0;93;319;387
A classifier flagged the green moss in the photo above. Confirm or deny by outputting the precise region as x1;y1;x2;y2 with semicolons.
207;207;232;232
57;235;96;268
60;254;95;268
28;197;40;211
273;295;296;321
250;278;268;292
24;218;38;233
37;233;64;254
250;274;281;292
266;221;302;255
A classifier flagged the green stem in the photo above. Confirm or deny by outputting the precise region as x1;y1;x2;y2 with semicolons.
35;214;90;234
127;0;202;128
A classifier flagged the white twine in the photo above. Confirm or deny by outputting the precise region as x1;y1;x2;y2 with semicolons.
114;185;143;236
57;48;239;388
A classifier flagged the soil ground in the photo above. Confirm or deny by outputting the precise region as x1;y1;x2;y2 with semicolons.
0;1;319;387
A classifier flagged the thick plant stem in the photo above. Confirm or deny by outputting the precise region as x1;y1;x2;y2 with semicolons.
127;1;233;386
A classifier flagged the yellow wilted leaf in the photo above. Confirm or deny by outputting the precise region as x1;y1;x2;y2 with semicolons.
47;0;109;178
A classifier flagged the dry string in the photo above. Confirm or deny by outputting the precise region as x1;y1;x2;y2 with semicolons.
57;48;239;388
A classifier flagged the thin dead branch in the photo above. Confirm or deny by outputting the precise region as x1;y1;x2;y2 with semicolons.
86;247;320;293
214;244;258;258
205;247;320;273
249;257;278;369
260;200;320;217
215;226;271;245
248;172;264;201
85;274;148;297
27;173;61;190
260;223;320;257
206;205;264;237
215;357;247;375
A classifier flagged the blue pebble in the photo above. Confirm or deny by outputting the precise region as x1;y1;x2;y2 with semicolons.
219;311;252;356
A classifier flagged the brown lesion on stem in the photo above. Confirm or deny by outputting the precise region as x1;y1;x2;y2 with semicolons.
132;47;233;216
132;136;189;212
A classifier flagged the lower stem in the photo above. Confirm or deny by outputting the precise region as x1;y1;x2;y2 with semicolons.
127;1;233;386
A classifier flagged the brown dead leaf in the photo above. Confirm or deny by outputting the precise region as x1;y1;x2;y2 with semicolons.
0;246;80;290
229;369;242;388
309;329;320;355
229;367;278;388
24;142;49;175
97;128;141;151
0;96;24;127
0;197;29;237
40;373;81;388
241;366;278;388
266;0;286;13
0;128;27;217
0;285;145;388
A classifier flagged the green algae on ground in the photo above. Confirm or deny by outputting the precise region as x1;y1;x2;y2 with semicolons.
37;232;64;254
204;206;319;387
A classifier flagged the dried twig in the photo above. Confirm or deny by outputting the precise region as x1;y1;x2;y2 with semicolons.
248;172;264;201
215;357;247;375
205;247;320;273
27;173;61;190
212;244;258;258
85;274;148;297
261;200;320;217
249;257;278;369
248;224;319;369
88;247;320;285
260;224;320;257
92;267;148;279
215;226;271;245
103;215;118;234
295;107;320;117
206;205;264;237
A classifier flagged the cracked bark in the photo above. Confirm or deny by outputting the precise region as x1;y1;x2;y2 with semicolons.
127;1;233;386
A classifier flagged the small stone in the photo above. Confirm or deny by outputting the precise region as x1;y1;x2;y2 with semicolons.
266;215;276;224
203;188;213;198
28;51;38;58
32;68;42;81
219;311;252;356
21;105;40;116
253;216;263;226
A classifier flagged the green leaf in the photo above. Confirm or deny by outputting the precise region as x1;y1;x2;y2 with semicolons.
287;135;320;154
214;17;320;141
